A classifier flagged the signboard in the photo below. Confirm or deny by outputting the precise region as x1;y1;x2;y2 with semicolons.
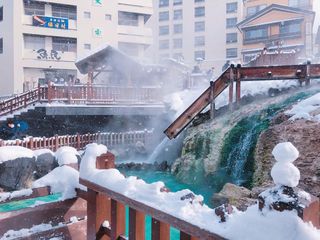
93;28;103;37
32;16;69;30
93;0;103;6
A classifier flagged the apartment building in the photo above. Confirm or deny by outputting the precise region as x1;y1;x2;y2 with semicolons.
0;0;153;96
151;0;243;73
238;0;315;63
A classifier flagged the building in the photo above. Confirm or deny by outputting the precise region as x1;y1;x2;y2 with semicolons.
238;0;315;64
150;0;243;74
0;0;153;96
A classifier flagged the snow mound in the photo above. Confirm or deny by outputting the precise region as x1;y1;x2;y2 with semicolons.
0;146;34;163
272;142;299;163
32;165;81;200
286;92;320;121
57;151;78;166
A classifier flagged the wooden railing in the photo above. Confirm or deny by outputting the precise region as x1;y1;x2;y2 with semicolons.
0;84;163;117
0;130;153;151
80;153;225;240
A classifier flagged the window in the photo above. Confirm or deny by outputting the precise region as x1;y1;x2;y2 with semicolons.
194;50;205;60
173;0;183;5
195;0;205;2
159;40;169;49
226;48;237;58
159;25;169;35
52;4;77;20
0;38;3;54
226;2;237;13
84;11;91;19
195;7;205;17
247;5;267;17
0;6;3;22
84;44;91;50
244;27;268;41
52;37;77;52
195;21;205;32
226;33;237;43
159;11;169;21
23;0;45;15
289;0;310;9
159;0;169;7
195;36;205;46
105;14;112;20
174;9;183;20
226;18;237;28
118;11;139;26
24;34;45;50
174;24;183;34
173;39;183;48
280;21;301;35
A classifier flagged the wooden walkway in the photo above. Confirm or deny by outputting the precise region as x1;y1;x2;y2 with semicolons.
165;63;320;139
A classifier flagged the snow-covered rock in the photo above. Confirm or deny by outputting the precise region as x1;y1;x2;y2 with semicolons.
55;146;80;166
34;149;57;179
0;146;34;163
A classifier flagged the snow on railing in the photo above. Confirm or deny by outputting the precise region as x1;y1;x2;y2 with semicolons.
0;130;153;151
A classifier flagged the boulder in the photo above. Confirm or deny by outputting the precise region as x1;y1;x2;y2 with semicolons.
0;157;36;191
34;150;58;179
212;183;257;211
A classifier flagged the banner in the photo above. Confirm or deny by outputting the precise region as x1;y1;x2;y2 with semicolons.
32;16;69;30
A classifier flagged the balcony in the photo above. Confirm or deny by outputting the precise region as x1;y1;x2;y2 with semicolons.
243;32;302;45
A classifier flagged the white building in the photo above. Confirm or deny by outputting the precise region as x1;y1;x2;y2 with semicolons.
150;0;242;74
0;0;153;96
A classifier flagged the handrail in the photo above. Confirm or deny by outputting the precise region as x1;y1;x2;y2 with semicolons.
0;130;153;151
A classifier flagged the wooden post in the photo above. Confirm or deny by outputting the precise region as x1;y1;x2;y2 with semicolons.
47;81;52;103
209;81;215;120
180;232;198;240
111;199;126;240
77;133;81;150
0;139;3;147
236;64;241;107
129;208;145;240
29;137;34;150
229;65;235;111
305;61;311;86
151;218;170;240
54;134;59;151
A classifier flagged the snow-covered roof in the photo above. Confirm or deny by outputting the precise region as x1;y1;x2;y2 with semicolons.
75;44;141;75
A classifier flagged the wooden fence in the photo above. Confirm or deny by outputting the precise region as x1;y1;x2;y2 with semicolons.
0;84;163;117
0;130;153;151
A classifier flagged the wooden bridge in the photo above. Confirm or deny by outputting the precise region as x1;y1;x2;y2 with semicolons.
165;63;320;139
0;84;164;118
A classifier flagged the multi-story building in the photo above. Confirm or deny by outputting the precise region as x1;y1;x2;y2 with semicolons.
238;0;315;64
150;0;243;73
0;0;153;96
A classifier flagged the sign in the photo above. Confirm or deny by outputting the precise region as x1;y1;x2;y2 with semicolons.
36;49;61;61
33;16;69;30
93;0;103;6
93;28;103;37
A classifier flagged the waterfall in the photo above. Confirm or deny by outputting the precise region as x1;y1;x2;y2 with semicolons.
147;137;170;163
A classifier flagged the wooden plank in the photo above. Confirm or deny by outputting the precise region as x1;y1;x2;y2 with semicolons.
80;178;225;240
111;199;126;240
86;189;98;240
151;218;170;240
164;68;230;139
180;231;199;240
129;208;145;240
0;198;87;236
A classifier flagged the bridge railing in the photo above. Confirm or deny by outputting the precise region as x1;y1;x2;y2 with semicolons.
0;130;153;151
80;153;225;240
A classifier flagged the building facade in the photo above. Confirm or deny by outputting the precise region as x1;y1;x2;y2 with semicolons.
0;0;153;96
150;0;243;74
238;0;315;64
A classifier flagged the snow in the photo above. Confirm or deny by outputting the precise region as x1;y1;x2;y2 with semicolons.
79;143;320;240
285;92;320;121
55;146;79;166
272;142;299;163
32;165;82;200
0;146;34;163
271;142;300;187
0;223;55;240
0;189;33;202
33;149;54;158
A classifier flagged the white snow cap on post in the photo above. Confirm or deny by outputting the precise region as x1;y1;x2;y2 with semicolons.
271;142;300;187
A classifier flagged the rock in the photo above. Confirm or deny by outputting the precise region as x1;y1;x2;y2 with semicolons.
35;152;58;179
0;157;36;191
211;183;257;211
254;118;320;197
